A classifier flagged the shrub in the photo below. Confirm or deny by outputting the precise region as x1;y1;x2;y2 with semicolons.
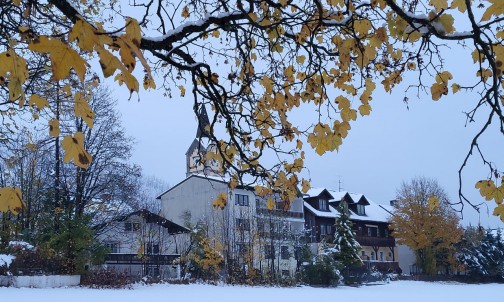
80;268;133;289
300;255;342;286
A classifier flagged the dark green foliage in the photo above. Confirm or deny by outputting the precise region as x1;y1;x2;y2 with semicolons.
457;228;504;278
300;254;342;286
333;201;362;269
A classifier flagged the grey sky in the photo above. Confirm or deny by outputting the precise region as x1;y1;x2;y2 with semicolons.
112;3;503;229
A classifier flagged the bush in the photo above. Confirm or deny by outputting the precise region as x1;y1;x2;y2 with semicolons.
80;268;133;289
8;247;68;275
300;255;342;286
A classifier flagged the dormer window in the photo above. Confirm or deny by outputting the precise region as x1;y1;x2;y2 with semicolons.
357;204;366;215
318;198;328;211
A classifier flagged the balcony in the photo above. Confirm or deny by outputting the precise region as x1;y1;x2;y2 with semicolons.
105;254;180;265
355;236;395;247
256;207;304;220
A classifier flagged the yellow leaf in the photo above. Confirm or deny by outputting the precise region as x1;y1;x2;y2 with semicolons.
179;85;186;97
436;14;455;34
471;49;484;63
48;119;60;137
125;17;142;47
431;82;448;100
74;92;95;128
267;197;275;210
29;36;87;82
452;83;461;93
212;29;220;38
12;0;21;6
69;19;96;52
358;103;372;116
450;0;467;13
494;204;504;222
62;132;92;169
28;94;49;110
428;196;440;211
0;49;28;101
212;192;227;209
296;55;306;64
429;0;448;11
0;187;24;215
301;179;311;193
481;0;504;22
97;47;123;77
181;6;190;18
435;71;452;83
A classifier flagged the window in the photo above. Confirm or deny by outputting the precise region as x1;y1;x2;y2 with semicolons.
357;204;366;215
380;252;384;261
124;222;140;232
264;245;275;259
318;199;328;211
147;243;160;254
281;246;290;260
361;250;366;257
236;243;249;256
235;194;249;206
106;243;120;253
367;227;372;237
385;229;389;238
147;266;160;277
320;223;326;236
236;218;250;231
371;251;375;260
192;155;200;166
377;228;381;237
326;224;333;236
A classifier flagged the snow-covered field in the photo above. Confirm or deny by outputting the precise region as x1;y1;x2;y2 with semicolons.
0;281;499;302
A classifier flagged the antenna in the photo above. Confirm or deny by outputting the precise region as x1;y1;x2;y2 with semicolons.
337;175;344;192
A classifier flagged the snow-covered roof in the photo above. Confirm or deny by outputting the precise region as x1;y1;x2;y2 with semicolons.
304;202;339;218
305;188;391;223
349;200;391;223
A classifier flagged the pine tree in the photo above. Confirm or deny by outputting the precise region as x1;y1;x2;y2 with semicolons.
332;201;362;269
458;228;504;278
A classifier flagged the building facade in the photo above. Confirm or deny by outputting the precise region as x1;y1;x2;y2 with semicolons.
97;209;190;279
303;188;400;273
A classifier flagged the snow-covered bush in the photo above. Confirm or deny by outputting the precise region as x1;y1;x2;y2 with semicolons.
300;254;342;286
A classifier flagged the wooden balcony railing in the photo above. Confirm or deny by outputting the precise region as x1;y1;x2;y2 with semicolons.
105;254;180;265
256;207;304;219
355;236;396;247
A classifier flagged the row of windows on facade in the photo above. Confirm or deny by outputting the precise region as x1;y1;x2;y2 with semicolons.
318;199;366;215
236;218;292;234
361;250;393;261
236;243;291;260
105;242;160;254
317;224;389;237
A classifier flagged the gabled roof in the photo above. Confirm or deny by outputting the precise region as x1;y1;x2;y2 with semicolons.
304;188;391;223
304;201;339;218
302;187;334;199
119;209;190;234
156;173;229;199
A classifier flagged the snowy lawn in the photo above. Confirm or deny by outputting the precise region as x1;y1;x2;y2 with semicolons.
0;280;499;302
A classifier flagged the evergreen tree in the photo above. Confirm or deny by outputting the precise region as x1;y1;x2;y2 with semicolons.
332;201;362;269
458;228;504;278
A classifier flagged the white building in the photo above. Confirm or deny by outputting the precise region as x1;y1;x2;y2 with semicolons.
97;209;190;279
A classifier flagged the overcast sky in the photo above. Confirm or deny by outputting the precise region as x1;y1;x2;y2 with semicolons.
110;5;503;229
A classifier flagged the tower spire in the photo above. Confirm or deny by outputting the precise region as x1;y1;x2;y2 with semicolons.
196;104;210;139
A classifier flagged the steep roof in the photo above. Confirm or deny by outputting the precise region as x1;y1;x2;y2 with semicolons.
304;188;391;223
120;209;190;234
196;105;211;139
156;173;229;199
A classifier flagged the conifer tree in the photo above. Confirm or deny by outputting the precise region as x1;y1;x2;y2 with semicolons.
458;228;504;278
332;201;362;269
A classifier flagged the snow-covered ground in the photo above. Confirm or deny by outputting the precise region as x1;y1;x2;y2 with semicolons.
0;281;499;302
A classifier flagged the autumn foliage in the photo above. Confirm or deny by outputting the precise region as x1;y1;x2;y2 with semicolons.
0;0;503;220
390;177;463;275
